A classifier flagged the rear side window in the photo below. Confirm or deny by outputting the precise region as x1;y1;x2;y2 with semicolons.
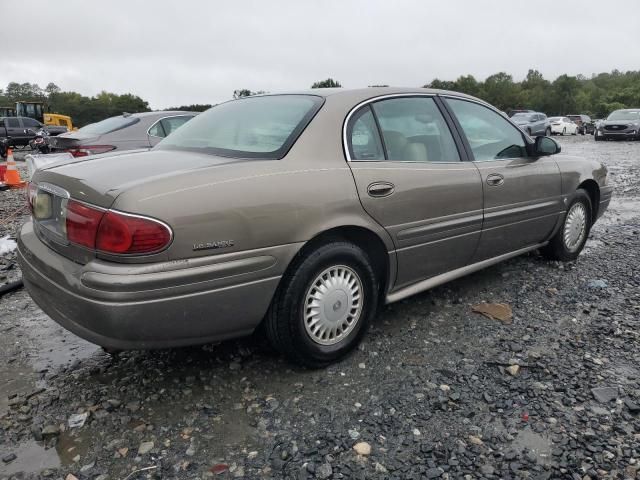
22;118;41;128
6;118;20;128
78;116;140;135
157;95;323;159
348;107;384;160
446;98;528;161
160;115;192;136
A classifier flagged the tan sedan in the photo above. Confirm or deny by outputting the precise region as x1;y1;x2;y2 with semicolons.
18;88;612;367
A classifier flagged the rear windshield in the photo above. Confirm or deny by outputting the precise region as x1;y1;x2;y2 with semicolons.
607;110;640;121
156;95;324;159
78;116;140;135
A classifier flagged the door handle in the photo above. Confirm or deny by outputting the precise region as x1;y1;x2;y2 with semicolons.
367;181;395;197
486;173;504;186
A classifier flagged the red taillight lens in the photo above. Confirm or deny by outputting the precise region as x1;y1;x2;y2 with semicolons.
66;200;104;249
66;145;116;158
96;211;171;254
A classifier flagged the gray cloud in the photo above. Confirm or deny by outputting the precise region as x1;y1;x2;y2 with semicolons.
2;0;639;109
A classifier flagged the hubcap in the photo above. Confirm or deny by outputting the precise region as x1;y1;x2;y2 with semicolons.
563;203;587;252
303;265;363;346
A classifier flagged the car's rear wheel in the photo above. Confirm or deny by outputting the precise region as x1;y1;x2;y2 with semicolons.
595;131;603;141
545;127;551;136
542;189;592;262
562;127;567;135
265;241;379;368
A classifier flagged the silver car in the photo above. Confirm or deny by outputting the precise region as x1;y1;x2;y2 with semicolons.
18;88;612;367
49;111;197;157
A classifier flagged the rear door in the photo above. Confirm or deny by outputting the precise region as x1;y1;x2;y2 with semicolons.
5;118;25;144
443;97;563;261
346;95;483;288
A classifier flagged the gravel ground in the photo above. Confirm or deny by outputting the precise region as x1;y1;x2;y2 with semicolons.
1;136;639;480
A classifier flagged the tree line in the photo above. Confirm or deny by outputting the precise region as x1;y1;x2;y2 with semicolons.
2;71;638;126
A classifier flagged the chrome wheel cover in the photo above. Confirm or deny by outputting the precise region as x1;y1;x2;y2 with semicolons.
563;202;587;252
303;265;363;346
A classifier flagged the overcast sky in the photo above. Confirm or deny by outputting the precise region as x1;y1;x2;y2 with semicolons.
3;0;639;109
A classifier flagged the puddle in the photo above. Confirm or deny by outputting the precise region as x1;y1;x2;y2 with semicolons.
0;440;60;476
512;427;553;465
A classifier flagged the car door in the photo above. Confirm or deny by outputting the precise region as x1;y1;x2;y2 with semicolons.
5;118;25;144
443;97;563;261
345;95;484;288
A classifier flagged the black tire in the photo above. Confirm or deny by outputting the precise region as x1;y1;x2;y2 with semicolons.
541;189;592;262
265;241;379;368
545;127;551;136
594;132;602;141
562;127;566;136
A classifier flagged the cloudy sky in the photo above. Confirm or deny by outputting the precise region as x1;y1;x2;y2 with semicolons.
3;0;639;109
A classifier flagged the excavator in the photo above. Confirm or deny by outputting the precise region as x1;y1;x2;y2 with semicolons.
1;101;75;131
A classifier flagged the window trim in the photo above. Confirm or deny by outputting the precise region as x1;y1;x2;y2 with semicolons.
342;93;465;164
147;114;193;139
439;95;534;162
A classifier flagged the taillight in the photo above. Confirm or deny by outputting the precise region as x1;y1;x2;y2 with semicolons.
28;182;38;213
96;211;171;254
66;145;116;158
66;200;104;249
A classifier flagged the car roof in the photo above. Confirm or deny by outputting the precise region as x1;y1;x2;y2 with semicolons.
129;111;196;118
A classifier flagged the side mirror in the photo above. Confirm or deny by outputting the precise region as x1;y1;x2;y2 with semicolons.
534;136;561;156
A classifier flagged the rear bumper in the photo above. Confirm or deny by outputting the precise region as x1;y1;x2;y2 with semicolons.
18;221;298;350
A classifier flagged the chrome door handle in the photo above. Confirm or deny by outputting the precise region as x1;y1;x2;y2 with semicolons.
367;181;395;197
486;174;504;186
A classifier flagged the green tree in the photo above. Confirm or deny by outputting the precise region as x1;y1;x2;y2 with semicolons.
311;78;342;88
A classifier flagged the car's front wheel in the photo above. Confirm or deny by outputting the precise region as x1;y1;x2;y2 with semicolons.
542;189;592;262
265;241;379;368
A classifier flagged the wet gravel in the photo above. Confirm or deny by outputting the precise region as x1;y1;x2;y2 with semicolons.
1;136;640;479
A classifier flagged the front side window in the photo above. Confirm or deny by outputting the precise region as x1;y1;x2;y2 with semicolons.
367;97;460;162
157;95;323;159
446;98;528;161
22;118;41;128
148;121;165;138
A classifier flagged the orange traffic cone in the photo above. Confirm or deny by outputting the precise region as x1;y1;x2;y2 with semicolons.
4;149;25;188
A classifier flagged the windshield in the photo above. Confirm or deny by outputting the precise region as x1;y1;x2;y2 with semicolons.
78;116;140;135
512;113;534;122
607;110;640;121
157;95;324;159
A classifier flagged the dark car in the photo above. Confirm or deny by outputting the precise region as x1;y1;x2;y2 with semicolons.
18;88;612;366
510;112;551;137
594;109;640;141
0;116;67;147
567;115;593;135
49;111;196;157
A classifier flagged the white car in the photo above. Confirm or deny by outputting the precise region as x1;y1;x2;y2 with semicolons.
548;117;578;136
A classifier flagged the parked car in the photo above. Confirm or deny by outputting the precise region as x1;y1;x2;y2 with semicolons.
594;109;640;141
567;114;593;135
510;112;551;136
0;116;67;147
548;117;578;136
18;88;612;367
508;109;535;117
49;111;197;157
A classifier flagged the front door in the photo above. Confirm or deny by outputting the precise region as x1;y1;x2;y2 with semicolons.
443;97;563;261
345;95;484;289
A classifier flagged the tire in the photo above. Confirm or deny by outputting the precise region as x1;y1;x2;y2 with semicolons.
594;131;602;141
265;241;379;368
541;189;592;262
545;127;551;136
562;127;566;136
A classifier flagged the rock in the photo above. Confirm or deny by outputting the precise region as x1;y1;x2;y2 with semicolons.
468;435;483;445
587;279;608;289
348;429;360;439
2;453;17;463
440;384;451;392
210;464;229;475
41;424;60;437
412;428;421;436
624;398;640;413
65;475;79;480
375;462;388;473
316;462;332;479
186;444;196;456
480;465;495;475
506;365;520;376
125;401;140;412
137;441;154;455
591;387;618;403
426;467;444;478
353;442;371;456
